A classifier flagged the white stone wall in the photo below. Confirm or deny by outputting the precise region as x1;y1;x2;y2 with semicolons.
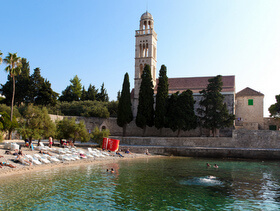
235;95;264;127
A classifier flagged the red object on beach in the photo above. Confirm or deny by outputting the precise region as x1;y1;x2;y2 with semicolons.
102;138;119;152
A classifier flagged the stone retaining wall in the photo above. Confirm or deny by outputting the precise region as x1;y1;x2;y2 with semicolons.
49;115;232;137
114;130;280;149
115;130;280;159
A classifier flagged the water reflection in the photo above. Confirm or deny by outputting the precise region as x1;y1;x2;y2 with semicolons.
0;158;280;210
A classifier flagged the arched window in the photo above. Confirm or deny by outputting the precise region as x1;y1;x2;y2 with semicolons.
146;43;149;57
140;64;143;77
139;44;142;57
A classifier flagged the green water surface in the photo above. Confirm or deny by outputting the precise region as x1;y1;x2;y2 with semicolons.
1;157;280;210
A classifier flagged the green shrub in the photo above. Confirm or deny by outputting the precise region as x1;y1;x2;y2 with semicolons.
0;131;4;142
91;126;110;146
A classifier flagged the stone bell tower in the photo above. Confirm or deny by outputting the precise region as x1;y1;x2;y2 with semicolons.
133;11;157;117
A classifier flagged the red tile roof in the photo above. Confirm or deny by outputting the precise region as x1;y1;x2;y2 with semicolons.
154;75;235;94
236;87;264;97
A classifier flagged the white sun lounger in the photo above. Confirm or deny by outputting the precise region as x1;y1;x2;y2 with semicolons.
48;156;60;162
58;155;71;161
34;154;51;164
32;156;42;165
25;155;41;165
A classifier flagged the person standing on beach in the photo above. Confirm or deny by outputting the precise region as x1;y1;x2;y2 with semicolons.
48;137;53;148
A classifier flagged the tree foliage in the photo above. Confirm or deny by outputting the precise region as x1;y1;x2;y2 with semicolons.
87;84;98;101
0;104;21;118
35;79;58;106
46;101;110;118
56;117;90;143
1;64;58;106
18;105;56;140
197;75;235;136
91;126;110;146
117;73;133;136
136;65;154;133
1;58;31;105
269;94;280;118
165;90;197;136
59;75;82;102
96;82;109;102
154;65;169;130
0;111;19;140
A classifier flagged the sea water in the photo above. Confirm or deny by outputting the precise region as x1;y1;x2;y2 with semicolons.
0;157;280;210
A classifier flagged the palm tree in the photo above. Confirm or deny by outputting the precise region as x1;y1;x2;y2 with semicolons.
4;53;22;124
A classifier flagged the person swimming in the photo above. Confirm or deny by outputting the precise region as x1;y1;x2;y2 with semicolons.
214;164;219;168
206;163;211;167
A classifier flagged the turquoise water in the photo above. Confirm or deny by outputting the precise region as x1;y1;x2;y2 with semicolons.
1;157;280;210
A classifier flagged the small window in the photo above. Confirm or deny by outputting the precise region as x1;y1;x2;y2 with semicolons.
269;125;277;130
248;99;253;106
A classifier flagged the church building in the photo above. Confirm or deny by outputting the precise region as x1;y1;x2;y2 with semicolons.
132;11;235;118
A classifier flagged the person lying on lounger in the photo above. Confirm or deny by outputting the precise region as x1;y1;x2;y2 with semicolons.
16;155;32;166
39;150;52;156
116;150;124;157
0;161;16;168
125;148;132;154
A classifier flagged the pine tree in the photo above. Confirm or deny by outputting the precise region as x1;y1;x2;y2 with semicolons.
197;75;235;136
59;75;82;101
87;84;98;101
154;65;169;133
136;64;154;135
96;83;109;102
117;73;133;136
35;79;58;106
30;68;44;102
80;86;87;101
14;58;32;104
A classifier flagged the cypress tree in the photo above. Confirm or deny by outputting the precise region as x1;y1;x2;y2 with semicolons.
197;75;235;136
154;65;169;134
117;73;133;136
165;92;179;133
165;90;197;136
136;64;154;135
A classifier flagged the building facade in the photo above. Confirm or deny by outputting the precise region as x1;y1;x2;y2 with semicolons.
132;12;235;118
235;87;264;130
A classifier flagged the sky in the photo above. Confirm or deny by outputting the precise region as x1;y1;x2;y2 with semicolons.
0;0;279;117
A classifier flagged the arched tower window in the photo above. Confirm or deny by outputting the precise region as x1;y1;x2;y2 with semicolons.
146;43;149;57
139;64;143;77
139;44;142;58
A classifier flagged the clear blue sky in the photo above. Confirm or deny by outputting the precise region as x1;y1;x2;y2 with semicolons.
1;0;279;117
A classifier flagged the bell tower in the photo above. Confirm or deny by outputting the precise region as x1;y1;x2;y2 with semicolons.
133;11;157;117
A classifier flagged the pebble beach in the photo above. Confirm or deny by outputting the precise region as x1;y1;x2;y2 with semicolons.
0;140;155;178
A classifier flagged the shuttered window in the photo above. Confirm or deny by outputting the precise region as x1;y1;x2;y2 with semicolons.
248;99;253;105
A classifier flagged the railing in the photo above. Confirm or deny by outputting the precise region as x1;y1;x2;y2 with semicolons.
135;29;157;37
